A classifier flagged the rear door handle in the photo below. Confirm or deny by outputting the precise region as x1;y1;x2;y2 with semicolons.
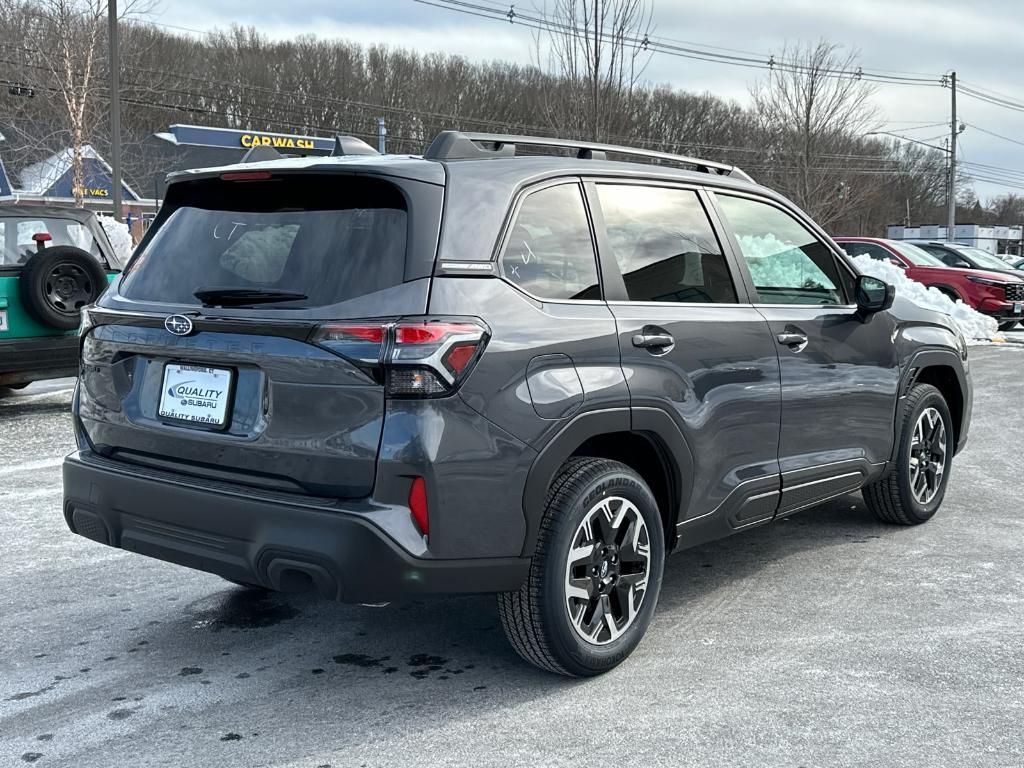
776;332;808;347
632;332;674;349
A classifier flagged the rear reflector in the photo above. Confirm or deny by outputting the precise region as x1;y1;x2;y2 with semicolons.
409;477;429;535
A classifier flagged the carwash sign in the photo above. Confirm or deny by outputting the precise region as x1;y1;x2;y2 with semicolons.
156;124;335;155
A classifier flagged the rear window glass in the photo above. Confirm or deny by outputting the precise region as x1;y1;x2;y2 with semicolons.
120;175;408;308
1;216;103;267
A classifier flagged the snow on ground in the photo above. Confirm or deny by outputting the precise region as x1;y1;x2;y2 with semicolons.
96;215;134;263
851;255;999;344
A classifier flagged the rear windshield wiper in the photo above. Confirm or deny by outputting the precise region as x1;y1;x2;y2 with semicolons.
193;287;307;307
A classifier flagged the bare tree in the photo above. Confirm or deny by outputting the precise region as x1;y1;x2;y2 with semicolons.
3;0;153;206
533;0;654;141
752;41;881;228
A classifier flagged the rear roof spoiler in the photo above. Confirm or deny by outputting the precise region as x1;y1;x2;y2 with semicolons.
238;134;379;163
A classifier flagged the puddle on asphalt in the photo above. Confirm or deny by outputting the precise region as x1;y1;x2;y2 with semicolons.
188;589;300;632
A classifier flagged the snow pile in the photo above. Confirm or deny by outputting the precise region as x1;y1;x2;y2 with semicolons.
739;234;836;290
96;215;134;263
850;255;998;343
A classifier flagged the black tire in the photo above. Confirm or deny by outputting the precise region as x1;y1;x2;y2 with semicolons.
863;383;954;525
19;246;107;330
998;321;1018;332
498;457;665;676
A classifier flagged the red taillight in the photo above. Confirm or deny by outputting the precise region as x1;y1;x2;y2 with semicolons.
443;343;477;375
409;477;429;535
313;317;488;398
396;322;481;344
319;323;385;343
220;171;273;181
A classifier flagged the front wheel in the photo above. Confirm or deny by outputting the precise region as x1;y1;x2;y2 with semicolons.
998;321;1018;332
498;457;665;676
863;383;954;525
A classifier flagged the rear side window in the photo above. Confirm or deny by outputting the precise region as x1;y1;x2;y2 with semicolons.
500;183;600;301
717;195;846;305
597;184;736;303
120;175;408;308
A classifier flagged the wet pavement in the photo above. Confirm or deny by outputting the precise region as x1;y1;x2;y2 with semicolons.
2;349;1023;767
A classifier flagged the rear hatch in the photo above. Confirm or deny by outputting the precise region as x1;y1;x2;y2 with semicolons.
78;168;443;498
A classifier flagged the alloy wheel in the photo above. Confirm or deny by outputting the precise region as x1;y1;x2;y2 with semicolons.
909;406;947;505
564;496;651;646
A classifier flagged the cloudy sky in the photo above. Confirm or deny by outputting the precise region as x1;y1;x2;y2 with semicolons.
153;0;1024;207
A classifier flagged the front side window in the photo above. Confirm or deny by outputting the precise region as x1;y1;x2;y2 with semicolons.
500;183;600;301
717;195;846;305
597;184;737;303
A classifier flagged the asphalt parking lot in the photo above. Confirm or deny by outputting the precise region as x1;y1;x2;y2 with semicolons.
2;345;1023;768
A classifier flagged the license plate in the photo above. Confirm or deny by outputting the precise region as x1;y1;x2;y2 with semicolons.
0;310;7;332
1014;302;1022;314
158;364;233;426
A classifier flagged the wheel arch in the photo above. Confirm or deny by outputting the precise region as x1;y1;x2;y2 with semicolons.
897;350;969;456
929;283;964;303
522;408;693;556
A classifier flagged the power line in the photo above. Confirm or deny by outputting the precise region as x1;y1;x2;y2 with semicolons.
968;124;1024;150
416;0;945;86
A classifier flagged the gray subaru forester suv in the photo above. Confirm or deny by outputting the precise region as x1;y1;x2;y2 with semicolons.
63;131;972;676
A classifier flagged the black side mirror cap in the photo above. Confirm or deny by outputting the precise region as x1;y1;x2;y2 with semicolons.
855;274;895;320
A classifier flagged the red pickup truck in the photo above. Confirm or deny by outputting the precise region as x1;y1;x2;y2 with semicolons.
836;237;1024;331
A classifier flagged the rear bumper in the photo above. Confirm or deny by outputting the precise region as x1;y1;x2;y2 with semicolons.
0;334;78;386
62;450;530;602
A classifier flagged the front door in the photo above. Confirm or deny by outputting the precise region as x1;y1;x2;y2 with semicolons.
589;181;783;533
712;193;901;515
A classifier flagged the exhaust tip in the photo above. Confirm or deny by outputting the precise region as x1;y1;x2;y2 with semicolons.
265;557;339;600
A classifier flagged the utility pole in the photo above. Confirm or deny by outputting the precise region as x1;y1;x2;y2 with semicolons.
376;117;386;154
108;0;123;222
947;70;956;239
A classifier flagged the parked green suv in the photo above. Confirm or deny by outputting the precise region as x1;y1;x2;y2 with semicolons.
0;204;121;390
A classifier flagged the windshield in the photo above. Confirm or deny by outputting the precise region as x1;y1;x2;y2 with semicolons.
120;175;408;308
958;246;1014;271
889;241;947;267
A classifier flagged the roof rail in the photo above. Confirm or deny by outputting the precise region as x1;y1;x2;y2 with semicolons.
423;130;753;183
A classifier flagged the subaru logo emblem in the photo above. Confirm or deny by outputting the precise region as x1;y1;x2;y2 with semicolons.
164;314;194;336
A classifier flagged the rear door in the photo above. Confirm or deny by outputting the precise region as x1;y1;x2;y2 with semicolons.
590;180;783;531
711;192;900;515
79;171;441;498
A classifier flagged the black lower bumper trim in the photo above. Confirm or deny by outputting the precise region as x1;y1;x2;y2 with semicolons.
62;451;530;602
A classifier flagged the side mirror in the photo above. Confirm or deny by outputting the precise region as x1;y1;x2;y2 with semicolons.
887;258;907;269
954;259;970;269
855;274;895;319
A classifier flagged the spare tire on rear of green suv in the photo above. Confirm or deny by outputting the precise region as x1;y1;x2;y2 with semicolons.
19;245;108;330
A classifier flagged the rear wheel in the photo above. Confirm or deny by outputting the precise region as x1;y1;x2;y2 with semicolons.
863;383;954;525
498;457;665;676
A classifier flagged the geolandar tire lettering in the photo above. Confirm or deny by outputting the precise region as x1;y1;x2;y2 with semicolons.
498;457;665;676
863;383;954;525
